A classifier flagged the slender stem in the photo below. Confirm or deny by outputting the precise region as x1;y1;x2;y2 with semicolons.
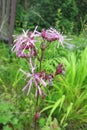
34;90;39;130
40;43;49;70
34;43;49;130
34;112;37;130
40;50;44;71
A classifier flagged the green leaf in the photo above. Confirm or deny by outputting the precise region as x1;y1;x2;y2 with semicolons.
40;105;53;114
47;95;65;122
0;112;13;125
60;102;73;125
3;125;12;130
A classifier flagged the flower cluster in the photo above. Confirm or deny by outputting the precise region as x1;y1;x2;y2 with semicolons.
12;27;66;97
20;63;65;96
12;27;66;58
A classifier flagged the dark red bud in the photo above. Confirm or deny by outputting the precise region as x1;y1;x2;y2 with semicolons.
40;43;46;51
34;112;40;121
33;49;38;56
41;90;46;99
56;64;65;75
41;30;46;39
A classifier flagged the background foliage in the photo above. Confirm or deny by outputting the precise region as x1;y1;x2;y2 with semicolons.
15;0;87;34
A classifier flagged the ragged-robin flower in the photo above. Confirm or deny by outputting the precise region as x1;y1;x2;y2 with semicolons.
41;28;65;47
12;26;40;58
20;65;46;97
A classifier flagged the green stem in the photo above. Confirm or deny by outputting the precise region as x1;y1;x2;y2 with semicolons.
40;50;44;71
34;90;39;130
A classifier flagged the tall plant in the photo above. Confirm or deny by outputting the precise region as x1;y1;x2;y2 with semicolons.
12;27;68;130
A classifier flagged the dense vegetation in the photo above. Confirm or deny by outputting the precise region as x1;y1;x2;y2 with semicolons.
0;33;87;130
16;0;87;34
0;0;87;130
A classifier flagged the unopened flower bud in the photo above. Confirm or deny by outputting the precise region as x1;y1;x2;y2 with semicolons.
55;64;65;75
34;112;40;121
41;90;46;99
33;49;38;56
40;43;46;51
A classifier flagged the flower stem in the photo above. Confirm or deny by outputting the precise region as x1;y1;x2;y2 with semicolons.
34;90;39;130
40;50;44;71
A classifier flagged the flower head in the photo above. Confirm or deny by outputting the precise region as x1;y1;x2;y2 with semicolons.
12;26;40;58
41;28;65;47
20;68;46;97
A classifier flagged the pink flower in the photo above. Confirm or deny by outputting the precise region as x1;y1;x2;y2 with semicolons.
41;28;65;47
12;27;40;58
20;68;46;96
